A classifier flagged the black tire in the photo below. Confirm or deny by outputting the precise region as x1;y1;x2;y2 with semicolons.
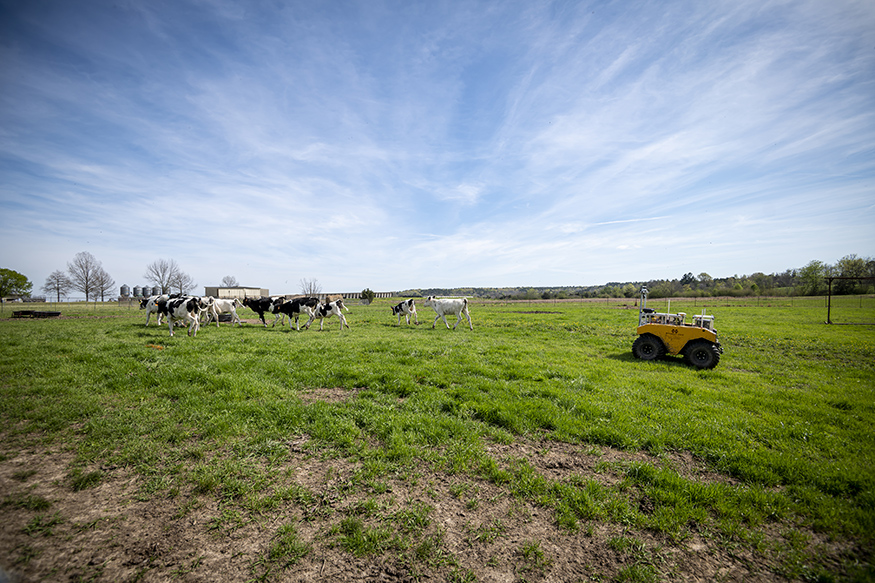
684;340;720;369
632;334;665;361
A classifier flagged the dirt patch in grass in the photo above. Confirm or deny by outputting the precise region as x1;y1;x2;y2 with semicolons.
298;387;362;404
487;439;740;487
0;435;855;582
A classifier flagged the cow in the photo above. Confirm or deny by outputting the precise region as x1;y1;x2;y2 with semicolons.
305;299;350;332
156;295;210;337
391;298;419;325
140;294;169;326
204;297;243;327
423;296;473;330
273;296;320;330
267;296;296;327
241;296;280;327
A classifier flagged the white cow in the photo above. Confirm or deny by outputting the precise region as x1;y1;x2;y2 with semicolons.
158;296;210;337
391;299;419;325
140;294;169;326
423;296;473;330
204;297;243;327
305;299;350;332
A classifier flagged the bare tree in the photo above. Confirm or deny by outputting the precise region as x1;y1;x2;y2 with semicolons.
68;251;102;301
144;259;178;294
221;275;239;287
94;266;116;302
170;270;197;295
42;270;72;302
300;278;322;296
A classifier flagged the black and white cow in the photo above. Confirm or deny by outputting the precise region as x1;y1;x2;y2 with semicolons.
305;299;350;332
140;294;169;326
241;296;280;327
156;295;210;337
423;296;473;330
390;298;419;325
273;296;320;330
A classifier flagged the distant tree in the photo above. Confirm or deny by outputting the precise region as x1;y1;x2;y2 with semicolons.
94;266;116;302
361;288;376;303
0;267;33;299
798;260;827;296
680;272;696;286
221;275;239;287
834;254;869;294
144;259;179;294
169;270;197;295
42;270;73;302
774;269;797;290
67;251;103;301
300;278;322;296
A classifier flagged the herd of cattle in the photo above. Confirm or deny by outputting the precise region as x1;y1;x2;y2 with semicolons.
139;294;473;337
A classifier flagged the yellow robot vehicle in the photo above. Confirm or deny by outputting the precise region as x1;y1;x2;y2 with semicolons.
632;287;723;369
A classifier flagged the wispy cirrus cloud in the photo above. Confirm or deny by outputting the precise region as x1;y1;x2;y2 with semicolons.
0;0;872;293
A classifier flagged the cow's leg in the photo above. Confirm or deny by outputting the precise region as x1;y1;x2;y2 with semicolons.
440;314;451;329
231;309;241;326
168;317;175;337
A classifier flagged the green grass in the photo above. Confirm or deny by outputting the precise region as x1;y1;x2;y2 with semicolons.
1;298;874;580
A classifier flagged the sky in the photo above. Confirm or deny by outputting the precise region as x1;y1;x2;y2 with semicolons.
1;0;873;297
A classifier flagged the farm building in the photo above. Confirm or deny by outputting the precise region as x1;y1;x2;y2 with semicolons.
204;286;269;299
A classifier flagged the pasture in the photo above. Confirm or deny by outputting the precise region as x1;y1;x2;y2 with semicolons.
0;297;873;582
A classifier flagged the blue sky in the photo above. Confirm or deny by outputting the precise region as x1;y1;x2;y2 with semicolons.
1;0;873;296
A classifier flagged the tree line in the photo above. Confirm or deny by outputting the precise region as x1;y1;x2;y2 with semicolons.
0;253;203;303
2;253;872;303
403;255;875;300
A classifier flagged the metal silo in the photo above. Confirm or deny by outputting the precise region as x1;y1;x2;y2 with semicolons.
120;284;130;297
133;286;142;297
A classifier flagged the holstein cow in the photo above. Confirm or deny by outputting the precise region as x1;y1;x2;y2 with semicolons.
241;296;280;327
267;296;291;327
391;299;419;325
204;297;243;327
156;295;210;337
274;296;320;330
140;294;169;326
305;299;350;332
423;296;473;330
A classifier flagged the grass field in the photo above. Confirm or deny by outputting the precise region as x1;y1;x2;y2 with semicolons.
1;297;873;582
